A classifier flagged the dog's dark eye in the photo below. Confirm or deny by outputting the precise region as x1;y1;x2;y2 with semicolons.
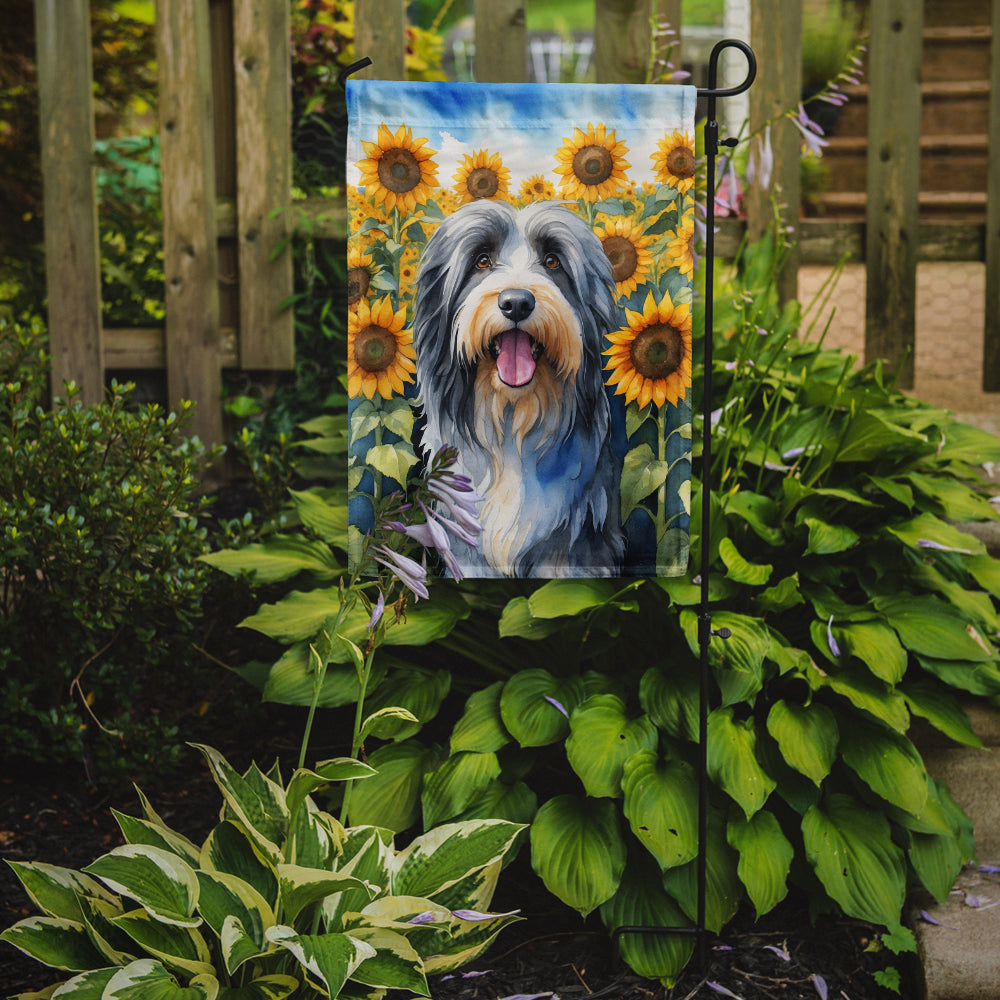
475;253;492;270
543;252;561;270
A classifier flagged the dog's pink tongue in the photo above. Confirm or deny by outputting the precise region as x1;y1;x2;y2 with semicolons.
495;330;536;387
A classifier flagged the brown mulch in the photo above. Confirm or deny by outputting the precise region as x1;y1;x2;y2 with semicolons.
1;743;914;1000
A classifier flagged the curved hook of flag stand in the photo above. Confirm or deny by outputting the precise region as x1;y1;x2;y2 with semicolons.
339;39;758;975
612;38;756;973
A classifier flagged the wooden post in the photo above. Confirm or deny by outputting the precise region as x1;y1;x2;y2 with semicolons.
983;0;1000;391
594;0;655;84
233;0;294;369
157;0;223;444
864;0;923;389
746;0;801;304
34;0;104;405
474;0;527;82
354;0;406;80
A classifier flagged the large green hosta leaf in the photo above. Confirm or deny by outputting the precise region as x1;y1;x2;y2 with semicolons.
639;664;699;742
346;740;442;832
680;610;771;706
600;853;694;987
838;718;929;817
530;795;627;917
421;751;502;828
874;594;996;662
765;700;838;786
450;681;511;754
707;707;776;818
621;751;699;871
566;695;658;798
727;810;793;918
831;621;907;684
802;793;906;926
499;670;585;747
199;535;342;584
900;680;982;748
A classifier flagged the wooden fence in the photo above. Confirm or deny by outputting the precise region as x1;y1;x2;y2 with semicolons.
33;0;1000;445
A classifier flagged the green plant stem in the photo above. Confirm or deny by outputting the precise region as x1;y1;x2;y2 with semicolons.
340;645;376;826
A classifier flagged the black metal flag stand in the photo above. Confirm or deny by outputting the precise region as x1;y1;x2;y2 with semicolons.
612;37;757;972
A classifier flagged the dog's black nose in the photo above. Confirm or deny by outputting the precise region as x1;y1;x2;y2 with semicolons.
498;289;535;324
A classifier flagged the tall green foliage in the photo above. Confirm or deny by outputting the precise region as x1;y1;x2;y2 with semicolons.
212;233;1000;985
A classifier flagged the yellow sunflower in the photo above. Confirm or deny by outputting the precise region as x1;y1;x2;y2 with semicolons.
666;212;697;278
347;245;376;306
356;123;439;214
453;149;511;203
604;289;692;409
554;122;630;203
594;216;654;298
519;174;557;202
398;245;421;295
651;130;697;194
348;295;416;400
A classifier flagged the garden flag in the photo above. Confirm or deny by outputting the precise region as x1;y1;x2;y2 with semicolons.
346;80;697;579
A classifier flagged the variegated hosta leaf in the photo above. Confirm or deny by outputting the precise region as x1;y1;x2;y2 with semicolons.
621;751;699;871
323;829;393;931
529;795;626;917
423;859;501;916
726;810;793;918
706;707;776;819
345;926;429;995
190;745;288;863
451;779;538;828
112;810;202;868
420;751;502;829
599;853;694;987
661;811;742;934
285;760;375;824
265;925;376;998
391;820;525;901
195;871;274;974
102;958;218;999
200;822;278;910
287;802;343;870
0;916;107;972
765;700;838;786
4;861;118;922
566;695;659;799
110;908;214;979
277;865;376;925
802;793;906;926
421;906;523;975
83;845;201;928
214;974;300;1000
77;894;136;966
450;681;511;754
43;966;118;997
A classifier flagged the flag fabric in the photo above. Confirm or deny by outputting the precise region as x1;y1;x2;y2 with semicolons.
347;79;697;579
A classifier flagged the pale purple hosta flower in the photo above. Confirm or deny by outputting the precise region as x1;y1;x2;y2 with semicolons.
407;911;438;925
451;908;521;921
827;615;841;657
372;545;429;600
746;124;774;190
367;590;385;631
427;473;484;543
811;974;828;1000
544;695;569;718
706;982;742;999
387;513;464;581
917;538;973;555
763;944;790;961
791;104;828;156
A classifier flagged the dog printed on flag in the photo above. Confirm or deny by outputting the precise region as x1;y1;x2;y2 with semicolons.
346;80;697;579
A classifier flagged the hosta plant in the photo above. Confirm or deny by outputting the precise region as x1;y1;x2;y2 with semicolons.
342;233;1000;984
1;744;523;999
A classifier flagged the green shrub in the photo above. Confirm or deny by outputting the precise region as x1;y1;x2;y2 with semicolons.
1;743;524;998
0;316;220;783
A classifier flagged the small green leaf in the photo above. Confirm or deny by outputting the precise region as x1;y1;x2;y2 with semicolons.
803;517;859;555
565;695;658;798
365;442;419;486
707;708;776;819
530;795;626;917
765;700;838;786
718;537;772;585
727;811;793;917
526;579;618;618
621;443;671;522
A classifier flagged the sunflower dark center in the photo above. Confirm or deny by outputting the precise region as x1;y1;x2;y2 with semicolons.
378;147;422;193
347;267;370;306
355;324;397;373
531;180;546;193
630;323;684;380
666;145;696;179
603;235;639;282
466;166;500;198
572;145;614;185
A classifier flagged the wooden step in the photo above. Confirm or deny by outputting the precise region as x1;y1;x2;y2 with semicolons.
922;0;992;28
833;80;991;137
822;134;989;193
812;190;987;223
922;25;993;83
